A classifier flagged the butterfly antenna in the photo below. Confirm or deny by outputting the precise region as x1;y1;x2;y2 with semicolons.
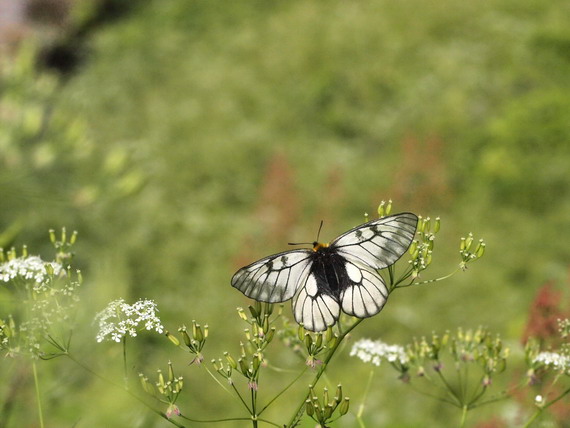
316;220;324;242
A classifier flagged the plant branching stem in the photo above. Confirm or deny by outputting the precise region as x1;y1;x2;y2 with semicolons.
459;405;468;428
258;367;308;416
32;361;45;428
63;353;186;428
285;318;364;428
179;415;281;426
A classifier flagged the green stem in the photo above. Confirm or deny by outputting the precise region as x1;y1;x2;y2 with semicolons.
285;318;364;428
459;405;468;428
122;336;128;388
231;382;252;413
179;415;281;426
522;386;570;428
258;367;308;416
64;353;186;428
32;361;45;428
355;369;375;428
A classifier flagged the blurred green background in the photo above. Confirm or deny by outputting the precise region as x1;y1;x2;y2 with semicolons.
1;0;569;426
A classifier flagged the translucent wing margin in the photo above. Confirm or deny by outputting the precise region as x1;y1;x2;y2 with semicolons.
331;212;418;270
293;272;340;332
231;250;312;303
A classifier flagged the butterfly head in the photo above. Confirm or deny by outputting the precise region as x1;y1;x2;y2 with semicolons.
312;241;329;252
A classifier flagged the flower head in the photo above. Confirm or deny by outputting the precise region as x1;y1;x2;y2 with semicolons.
350;339;409;366
95;299;164;343
0;256;63;291
532;351;570;373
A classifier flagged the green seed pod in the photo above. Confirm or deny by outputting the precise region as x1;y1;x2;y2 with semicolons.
314;404;323;421
166;331;180;346
248;305;259;319
298;324;306;341
194;324;204;342
377;201;386;217
304;333;313;350
324;403;333;419
70;230;78;245
315;332;323;349
252;353;261;371
225;352;238;369
168;361;175;382
336;385;343;402
434;217;441;233
238;358;248;374
264;302;274;316
265;327;276;343
203;324;209;339
305;400;314;416
386;199;392;215
323;387;329;406
157;369;165;389
262;314;270;333
237;307;248;321
49;229;56;244
339;397;350;416
409;240;418;256
61;227;67;244
180;328;192;348
476;241;486;258
254;301;262;317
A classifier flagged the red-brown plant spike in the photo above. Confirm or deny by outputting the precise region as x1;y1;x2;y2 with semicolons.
521;281;567;347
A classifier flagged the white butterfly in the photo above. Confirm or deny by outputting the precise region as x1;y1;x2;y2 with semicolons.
231;213;418;331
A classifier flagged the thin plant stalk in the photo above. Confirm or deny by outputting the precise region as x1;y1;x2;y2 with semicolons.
286;318;364;428
32;361;45;428
122;336;128;388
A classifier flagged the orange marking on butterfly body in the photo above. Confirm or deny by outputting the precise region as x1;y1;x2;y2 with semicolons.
312;242;330;252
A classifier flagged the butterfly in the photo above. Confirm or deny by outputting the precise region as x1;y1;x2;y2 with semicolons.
231;212;418;331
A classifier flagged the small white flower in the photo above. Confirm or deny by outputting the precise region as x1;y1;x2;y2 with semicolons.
95;298;164;343
533;351;570;373
535;395;544;406
350;339;408;366
0;256;63;290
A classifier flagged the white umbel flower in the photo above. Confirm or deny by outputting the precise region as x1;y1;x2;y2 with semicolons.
350;338;409;366
95;299;164;343
0;256;63;290
533;351;570;373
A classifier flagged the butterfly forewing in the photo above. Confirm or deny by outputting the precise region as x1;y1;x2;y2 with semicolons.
332;213;418;270
231;249;313;303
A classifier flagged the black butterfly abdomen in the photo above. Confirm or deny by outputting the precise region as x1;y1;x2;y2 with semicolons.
310;247;349;298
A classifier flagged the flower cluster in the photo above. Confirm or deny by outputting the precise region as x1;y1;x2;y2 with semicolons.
350;339;408;367
140;361;183;419
0;255;63;291
305;384;349;426
95;299;164;343
532;352;570;373
1;241;82;358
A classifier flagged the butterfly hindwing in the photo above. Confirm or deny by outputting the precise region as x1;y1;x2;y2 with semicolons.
293;271;341;332
340;260;388;318
332;212;418;270
231;249;312;303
